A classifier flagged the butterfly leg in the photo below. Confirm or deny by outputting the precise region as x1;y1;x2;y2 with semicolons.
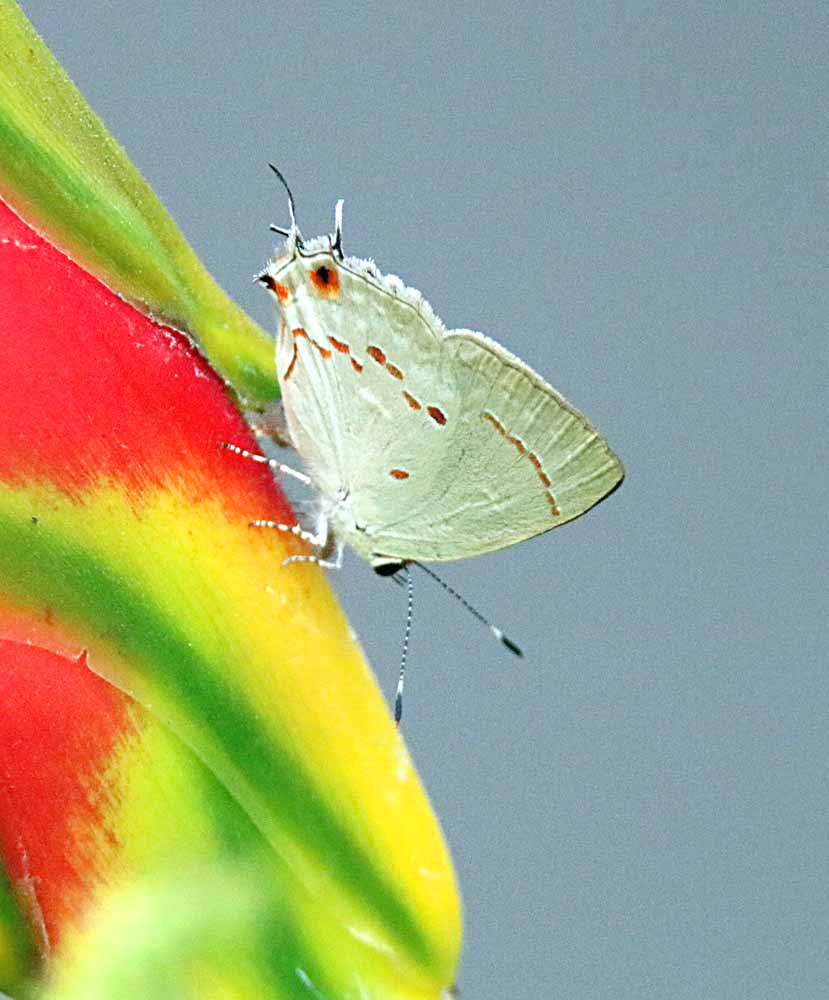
249;520;325;547
251;509;343;571
281;533;343;571
220;441;310;485
250;519;343;569
281;523;343;571
281;551;343;570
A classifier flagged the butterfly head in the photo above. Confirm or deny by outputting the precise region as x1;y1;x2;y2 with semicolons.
266;165;345;261
259;180;346;306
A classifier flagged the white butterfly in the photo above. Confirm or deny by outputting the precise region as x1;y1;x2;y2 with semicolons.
240;172;624;577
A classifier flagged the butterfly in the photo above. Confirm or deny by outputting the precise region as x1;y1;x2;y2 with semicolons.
243;168;624;574
224;168;624;719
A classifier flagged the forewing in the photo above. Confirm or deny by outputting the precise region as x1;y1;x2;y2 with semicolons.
275;250;457;521
275;303;346;500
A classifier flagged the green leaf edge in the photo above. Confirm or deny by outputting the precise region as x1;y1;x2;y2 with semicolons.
0;0;278;408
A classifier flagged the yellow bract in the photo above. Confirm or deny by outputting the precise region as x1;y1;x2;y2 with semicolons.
0;480;461;995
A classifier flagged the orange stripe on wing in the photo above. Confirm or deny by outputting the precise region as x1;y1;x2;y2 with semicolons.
283;328;332;380
328;336;350;354
481;410;560;518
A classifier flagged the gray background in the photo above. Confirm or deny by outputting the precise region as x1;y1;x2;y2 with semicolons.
18;3;827;998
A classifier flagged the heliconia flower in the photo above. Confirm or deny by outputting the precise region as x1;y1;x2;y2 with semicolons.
0;4;461;997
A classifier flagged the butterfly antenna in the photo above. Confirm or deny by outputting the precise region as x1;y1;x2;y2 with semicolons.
394;566;415;726
268;163;302;241
332;199;345;257
413;562;523;657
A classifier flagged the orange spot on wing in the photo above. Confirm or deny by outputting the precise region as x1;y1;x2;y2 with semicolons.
328;336;350;354
310;264;340;298
296;328;330;359
367;345;386;365
283;327;331;378
528;452;542;471
389;469;410;479
325;334;363;371
403;391;421;410
275;282;290;303
386;363;404;380
427;406;447;426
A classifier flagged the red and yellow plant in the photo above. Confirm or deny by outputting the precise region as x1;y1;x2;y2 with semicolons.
0;3;460;997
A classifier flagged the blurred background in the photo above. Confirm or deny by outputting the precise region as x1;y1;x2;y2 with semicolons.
17;3;827;997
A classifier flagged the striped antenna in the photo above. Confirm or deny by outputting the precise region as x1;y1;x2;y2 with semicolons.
394;566;415;725
413;561;523;657
268;163;302;243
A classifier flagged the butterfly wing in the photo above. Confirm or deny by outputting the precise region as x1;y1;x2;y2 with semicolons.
270;242;622;566
273;248;457;522
366;328;624;563
275;306;347;501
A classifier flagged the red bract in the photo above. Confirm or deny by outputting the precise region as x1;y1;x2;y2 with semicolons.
0;195;460;998
0;198;287;512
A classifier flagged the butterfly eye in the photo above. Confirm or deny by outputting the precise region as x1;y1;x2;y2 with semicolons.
309;263;340;299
